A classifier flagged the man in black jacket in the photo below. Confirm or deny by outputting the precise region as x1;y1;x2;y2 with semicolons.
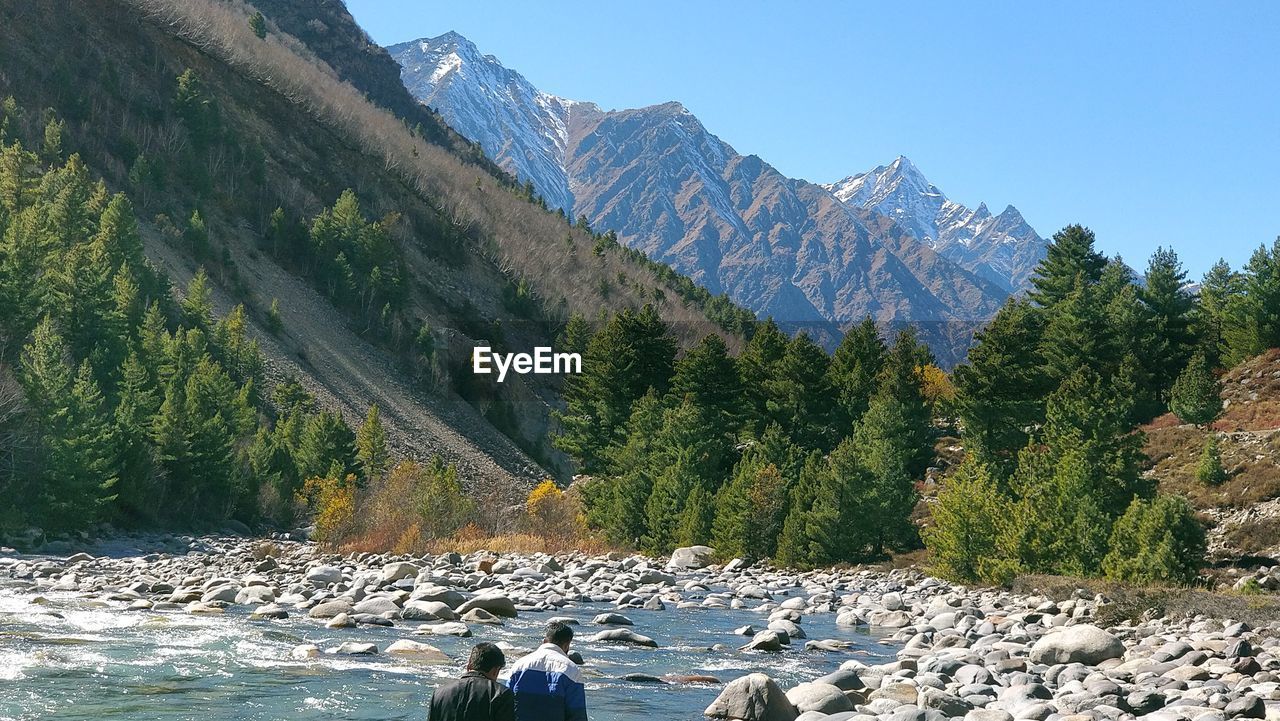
428;642;515;721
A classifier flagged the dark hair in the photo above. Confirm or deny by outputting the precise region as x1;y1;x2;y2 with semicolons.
467;642;506;674
544;620;574;647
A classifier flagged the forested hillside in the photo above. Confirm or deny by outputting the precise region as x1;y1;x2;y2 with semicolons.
0;0;756;536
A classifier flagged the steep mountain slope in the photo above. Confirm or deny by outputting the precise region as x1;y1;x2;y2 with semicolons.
391;33;1012;364
825;157;1046;292
0;0;740;501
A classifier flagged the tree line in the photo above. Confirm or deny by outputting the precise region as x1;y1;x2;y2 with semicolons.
560;223;1280;581
555;304;939;566
932;225;1279;584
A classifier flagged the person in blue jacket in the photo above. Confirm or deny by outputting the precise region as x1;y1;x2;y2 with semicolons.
506;621;588;721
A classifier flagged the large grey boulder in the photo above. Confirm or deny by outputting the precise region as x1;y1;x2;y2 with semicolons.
456;593;517;618
381;562;419;583
667;546;716;570
305;565;343;585
411;585;465;609
742;630;788;652
308;600;354;619
1028;624;1124;665
786;682;854;714
589;628;658;647
704;673;798;720
385;639;449;663
401;600;457;621
235;586;276;605
353;596;401;616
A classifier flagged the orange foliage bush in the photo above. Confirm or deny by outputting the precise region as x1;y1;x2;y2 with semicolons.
298;473;357;542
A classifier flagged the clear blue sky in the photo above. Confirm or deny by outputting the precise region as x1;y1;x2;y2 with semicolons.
346;1;1279;278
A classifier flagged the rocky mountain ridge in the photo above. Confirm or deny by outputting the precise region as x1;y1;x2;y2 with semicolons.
390;32;1047;362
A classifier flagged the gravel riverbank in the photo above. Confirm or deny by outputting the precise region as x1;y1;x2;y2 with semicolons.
2;535;1279;721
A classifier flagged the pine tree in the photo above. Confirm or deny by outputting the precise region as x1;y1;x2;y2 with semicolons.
181;267;213;329
588;390;664;545
94;194;145;271
296;411;356;482
1169;350;1221;427
1141;247;1195;394
953;299;1047;479
774;451;827;569
923;456;1009;583
828;316;886;428
675;482;715;548
763;332;837;451
1007;444;1112;576
1102;495;1205;585
249;11;267;39
1222;239;1280;364
807;439;874;566
114;352;158;521
355;403;389;484
1041;368;1150;514
1039;274;1112;384
711;452;764;558
736;319;789;434
1194;260;1238;368
558;312;591;357
554;305;675;473
1196;435;1227;485
853;390;927;555
42;117;65;164
1028;224;1107;308
643;448;696;554
669;333;743;432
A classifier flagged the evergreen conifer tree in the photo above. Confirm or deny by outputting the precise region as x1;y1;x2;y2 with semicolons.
1169;350;1221;427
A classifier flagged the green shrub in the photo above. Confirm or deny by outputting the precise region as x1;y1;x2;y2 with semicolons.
1196;435;1227;485
923;456;1011;583
1102;495;1205;585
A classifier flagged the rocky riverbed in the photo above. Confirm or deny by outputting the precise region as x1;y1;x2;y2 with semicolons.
2;535;1279;721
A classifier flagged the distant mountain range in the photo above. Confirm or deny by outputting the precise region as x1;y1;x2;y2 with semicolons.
390;32;1047;362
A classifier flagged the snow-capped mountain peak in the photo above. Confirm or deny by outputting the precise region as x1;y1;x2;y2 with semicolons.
825;159;1044;291
389;32;587;211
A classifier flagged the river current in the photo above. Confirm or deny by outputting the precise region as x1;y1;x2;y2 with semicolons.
0;557;896;721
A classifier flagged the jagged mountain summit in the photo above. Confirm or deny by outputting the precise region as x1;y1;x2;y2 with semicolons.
824;157;1045;292
390;32;1036;363
392;31;583;212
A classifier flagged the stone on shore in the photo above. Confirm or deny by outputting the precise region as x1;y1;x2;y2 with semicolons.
786;682;854;714
456;593;517;618
308;600;354;619
667;546;716;570
704;672;798;721
1028;624;1124;665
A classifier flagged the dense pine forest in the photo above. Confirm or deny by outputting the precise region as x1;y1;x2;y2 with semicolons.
556;225;1280;583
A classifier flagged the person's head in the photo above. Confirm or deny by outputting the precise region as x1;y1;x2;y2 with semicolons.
544;620;574;652
466;642;506;680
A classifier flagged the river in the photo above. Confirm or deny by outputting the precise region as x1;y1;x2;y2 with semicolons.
0;552;897;721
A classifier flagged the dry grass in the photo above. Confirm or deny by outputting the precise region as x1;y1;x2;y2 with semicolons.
1010;573;1280;626
1146;424;1280;510
1216;348;1280;432
1222;516;1280;557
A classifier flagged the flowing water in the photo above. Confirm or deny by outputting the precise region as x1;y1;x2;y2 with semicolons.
0;560;897;721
